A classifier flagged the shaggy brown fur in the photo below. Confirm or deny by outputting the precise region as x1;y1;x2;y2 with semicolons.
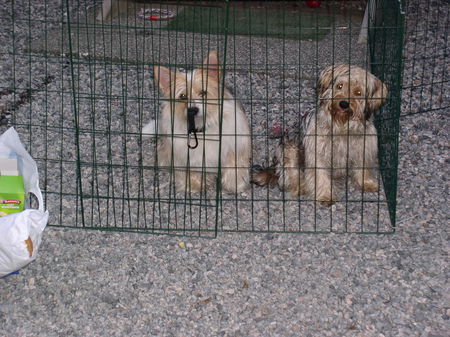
253;65;388;205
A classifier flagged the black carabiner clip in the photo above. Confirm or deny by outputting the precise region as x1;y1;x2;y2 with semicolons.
187;107;199;149
188;130;198;149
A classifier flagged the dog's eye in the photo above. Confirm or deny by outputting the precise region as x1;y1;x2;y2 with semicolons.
199;90;207;98
354;90;362;96
179;93;187;100
337;83;343;89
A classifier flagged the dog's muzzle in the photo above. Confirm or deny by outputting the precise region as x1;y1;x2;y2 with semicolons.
329;98;354;124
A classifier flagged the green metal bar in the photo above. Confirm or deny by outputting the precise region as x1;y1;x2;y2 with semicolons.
64;0;86;227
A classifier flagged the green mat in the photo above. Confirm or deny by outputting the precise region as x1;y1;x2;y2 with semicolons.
166;6;333;40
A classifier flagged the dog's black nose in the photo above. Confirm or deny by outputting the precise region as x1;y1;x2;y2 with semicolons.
339;101;350;109
187;107;199;115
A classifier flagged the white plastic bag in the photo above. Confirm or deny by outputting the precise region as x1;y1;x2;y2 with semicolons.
0;127;48;277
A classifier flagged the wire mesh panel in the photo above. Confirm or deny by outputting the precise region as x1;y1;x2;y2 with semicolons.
368;0;404;231
220;0;403;234
0;0;407;235
401;0;449;116
1;1;235;237
63;3;228;237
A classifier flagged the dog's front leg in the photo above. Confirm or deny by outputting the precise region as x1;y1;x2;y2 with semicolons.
277;140;305;196
221;150;249;193
352;165;379;193
351;134;379;193
304;149;335;206
305;166;335;206
175;170;204;193
304;135;335;205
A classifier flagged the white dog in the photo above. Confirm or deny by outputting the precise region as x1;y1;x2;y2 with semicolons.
143;51;251;193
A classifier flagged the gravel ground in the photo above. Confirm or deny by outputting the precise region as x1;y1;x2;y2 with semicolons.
1;1;449;336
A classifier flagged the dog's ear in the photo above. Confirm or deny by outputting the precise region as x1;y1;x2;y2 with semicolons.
365;77;388;119
153;66;172;95
202;51;222;82
317;65;334;98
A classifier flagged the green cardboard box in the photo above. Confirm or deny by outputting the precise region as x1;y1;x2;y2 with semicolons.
0;175;25;217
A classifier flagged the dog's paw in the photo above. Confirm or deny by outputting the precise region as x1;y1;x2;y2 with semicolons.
317;195;335;206
236;180;250;193
362;180;379;192
223;180;249;194
142;120;156;137
251;165;278;187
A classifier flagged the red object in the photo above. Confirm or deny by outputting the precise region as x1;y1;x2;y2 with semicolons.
0;199;21;204
307;0;321;8
138;8;176;21
272;123;283;135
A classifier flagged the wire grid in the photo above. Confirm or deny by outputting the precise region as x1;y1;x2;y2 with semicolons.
401;0;449;116
0;0;407;236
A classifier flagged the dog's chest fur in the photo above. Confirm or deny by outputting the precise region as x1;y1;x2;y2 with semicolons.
304;110;378;172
